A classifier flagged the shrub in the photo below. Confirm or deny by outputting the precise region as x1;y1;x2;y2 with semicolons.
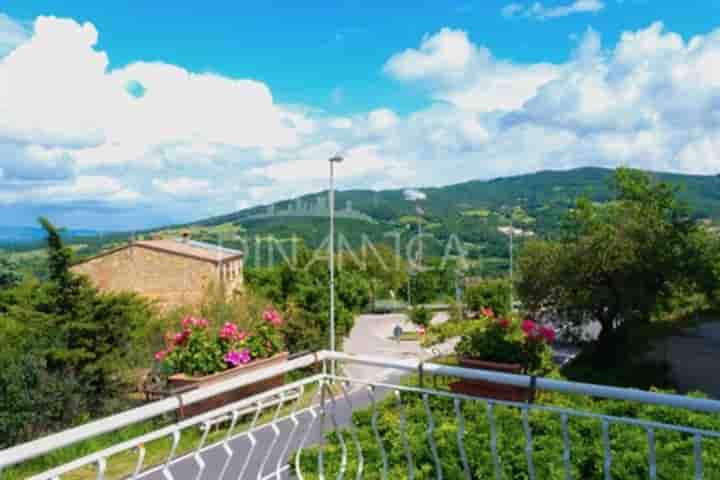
0;218;156;444
464;279;512;317
421;318;486;347
157;310;284;377
298;383;720;479
409;305;432;328
455;317;554;373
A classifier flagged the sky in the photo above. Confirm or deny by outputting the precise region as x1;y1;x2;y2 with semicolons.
2;0;720;229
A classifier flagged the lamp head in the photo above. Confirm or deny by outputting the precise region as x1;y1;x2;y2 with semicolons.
329;155;344;163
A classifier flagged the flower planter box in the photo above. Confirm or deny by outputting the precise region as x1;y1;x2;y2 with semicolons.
168;351;288;418
450;357;530;402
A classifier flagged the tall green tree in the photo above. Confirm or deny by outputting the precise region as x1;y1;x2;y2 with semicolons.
0;218;154;444
246;246;371;353
0;256;22;288
517;168;716;350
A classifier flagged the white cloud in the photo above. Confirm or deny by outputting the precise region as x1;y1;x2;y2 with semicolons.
0;16;306;169
385;28;559;112
328;117;353;129
5;14;720;228
367;109;399;132
247;141;410;183
0;144;75;182
152;177;213;198
2;175;140;206
503;0;605;20
0;14;324;222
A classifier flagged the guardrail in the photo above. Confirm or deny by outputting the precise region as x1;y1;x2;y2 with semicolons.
1;351;719;479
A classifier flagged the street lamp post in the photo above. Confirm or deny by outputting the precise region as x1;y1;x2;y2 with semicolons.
508;208;514;312
328;155;343;377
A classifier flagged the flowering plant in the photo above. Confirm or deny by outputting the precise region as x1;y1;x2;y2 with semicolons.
155;310;285;376
455;313;555;373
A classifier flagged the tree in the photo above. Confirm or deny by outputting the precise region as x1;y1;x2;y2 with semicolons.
516;168;715;351
464;278;512;317
0;256;22;289
246;246;371;354
0;218;154;440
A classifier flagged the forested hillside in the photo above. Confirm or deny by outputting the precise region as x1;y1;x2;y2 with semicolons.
5;167;720;277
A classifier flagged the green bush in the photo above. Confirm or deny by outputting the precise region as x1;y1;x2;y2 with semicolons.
455;318;554;373
245;247;371;354
464;279;512;316
421;318;486;347
299;384;720;479
409;305;432;328
0;219;156;446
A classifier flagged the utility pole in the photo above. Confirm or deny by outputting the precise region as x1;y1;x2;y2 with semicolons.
407;273;412;306
509;210;514;312
328;155;343;378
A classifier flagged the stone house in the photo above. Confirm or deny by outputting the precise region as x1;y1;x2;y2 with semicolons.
71;234;243;307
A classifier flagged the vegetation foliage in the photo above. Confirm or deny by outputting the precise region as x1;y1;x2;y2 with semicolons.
516;168;720;356
463;278;512;317
299;379;720;479
0;219;154;447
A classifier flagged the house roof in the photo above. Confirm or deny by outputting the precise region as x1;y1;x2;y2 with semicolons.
133;239;243;263
72;238;243;266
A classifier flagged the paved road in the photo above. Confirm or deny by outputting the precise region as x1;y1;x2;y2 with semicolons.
138;387;364;479
343;312;453;384
140;313;453;479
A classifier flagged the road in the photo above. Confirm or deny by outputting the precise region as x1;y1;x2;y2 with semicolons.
343;311;452;385
140;313;453;479
138;384;379;480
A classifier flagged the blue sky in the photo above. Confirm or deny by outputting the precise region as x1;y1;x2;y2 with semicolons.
2;1;720;229
4;0;714;114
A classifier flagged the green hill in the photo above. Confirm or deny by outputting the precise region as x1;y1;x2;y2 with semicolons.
11;167;720;277
171;167;720;274
198;166;720;230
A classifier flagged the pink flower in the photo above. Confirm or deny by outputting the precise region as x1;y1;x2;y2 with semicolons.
540;325;556;343
181;316;194;329
498;318;510;328
224;349;252;367
522;319;544;340
263;309;283;327
154;349;168;361
521;319;537;334
173;329;191;346
219;322;238;340
481;307;495;318
193;318;209;328
236;330;248;341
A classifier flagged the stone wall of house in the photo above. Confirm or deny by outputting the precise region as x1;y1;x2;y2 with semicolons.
220;259;244;294
71;244;220;307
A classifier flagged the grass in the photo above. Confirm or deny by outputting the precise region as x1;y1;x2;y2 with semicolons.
420;317;487;347
387;331;421;342
4;379;327;480
460;208;491;217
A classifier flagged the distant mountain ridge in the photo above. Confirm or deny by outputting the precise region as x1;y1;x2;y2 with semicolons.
0;226;104;247
6;167;720;273
197;167;720;229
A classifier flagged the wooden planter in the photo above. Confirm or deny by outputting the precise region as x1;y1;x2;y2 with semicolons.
168;352;288;418
450;357;530;402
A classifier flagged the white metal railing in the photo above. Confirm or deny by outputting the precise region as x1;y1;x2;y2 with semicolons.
0;350;719;479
